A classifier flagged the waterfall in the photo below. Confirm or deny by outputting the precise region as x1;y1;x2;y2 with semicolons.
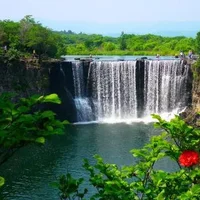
72;62;93;122
72;62;85;97
143;60;189;116
71;60;190;122
88;61;138;121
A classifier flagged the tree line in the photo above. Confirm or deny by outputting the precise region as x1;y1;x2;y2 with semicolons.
0;15;200;58
0;15;66;59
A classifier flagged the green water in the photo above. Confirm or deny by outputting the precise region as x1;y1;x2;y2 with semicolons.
0;122;178;200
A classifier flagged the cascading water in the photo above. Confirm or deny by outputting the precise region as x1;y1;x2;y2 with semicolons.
143;60;190;116
72;62;93;122
72;60;191;122
88;61;138;121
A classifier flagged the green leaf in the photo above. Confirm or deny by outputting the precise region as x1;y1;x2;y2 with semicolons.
40;110;55;119
47;126;53;131
35;137;45;144
156;190;165;200
0;176;5;187
191;184;200;194
17;106;29;113
42;94;61;104
62;120;70;125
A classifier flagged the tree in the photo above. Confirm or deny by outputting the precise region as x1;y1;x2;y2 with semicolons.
52;33;68;58
19;15;36;51
195;32;200;54
103;42;116;51
0;93;68;187
0;20;20;48
0;15;197;57
119;31;127;50
0;25;6;46
26;24;57;57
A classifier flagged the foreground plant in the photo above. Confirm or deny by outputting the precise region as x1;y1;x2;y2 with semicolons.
0;93;68;186
51;173;88;200
54;114;200;200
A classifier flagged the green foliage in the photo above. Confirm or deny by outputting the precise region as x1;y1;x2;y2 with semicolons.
55;115;200;199
119;32;127;50
192;55;200;80
0;176;5;187
25;25;57;58
103;42;116;51
4;47;21;61
61;32;195;56
0;16;198;58
0;93;68;187
195;32;200;54
0;93;67;148
0;16;65;59
51;173;88;200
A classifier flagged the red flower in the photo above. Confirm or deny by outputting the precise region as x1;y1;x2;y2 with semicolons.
179;150;199;167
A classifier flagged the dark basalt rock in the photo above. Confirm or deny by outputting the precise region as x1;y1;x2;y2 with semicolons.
49;62;77;122
141;57;148;60
80;58;93;62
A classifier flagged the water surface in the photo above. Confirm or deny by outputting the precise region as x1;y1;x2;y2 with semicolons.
0;122;178;200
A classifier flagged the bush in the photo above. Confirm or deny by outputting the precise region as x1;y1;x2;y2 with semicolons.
54;114;200;199
0;93;68;187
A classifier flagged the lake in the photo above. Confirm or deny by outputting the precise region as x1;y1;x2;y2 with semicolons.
0;122;179;200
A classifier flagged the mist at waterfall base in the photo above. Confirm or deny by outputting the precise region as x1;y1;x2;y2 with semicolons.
0;59;191;199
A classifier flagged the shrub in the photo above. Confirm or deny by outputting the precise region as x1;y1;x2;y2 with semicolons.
0;93;68;187
54;114;200;199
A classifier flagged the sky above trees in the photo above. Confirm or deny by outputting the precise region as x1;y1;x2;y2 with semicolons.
1;0;200;36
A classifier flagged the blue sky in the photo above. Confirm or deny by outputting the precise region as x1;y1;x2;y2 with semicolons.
1;0;200;36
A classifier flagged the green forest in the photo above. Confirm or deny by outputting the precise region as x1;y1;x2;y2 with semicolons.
0;15;200;59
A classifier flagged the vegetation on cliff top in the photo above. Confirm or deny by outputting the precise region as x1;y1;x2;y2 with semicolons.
0;15;200;58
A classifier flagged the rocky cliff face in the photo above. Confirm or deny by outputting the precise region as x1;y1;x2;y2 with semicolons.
181;62;200;126
0;59;51;97
0;58;197;123
0;58;77;122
